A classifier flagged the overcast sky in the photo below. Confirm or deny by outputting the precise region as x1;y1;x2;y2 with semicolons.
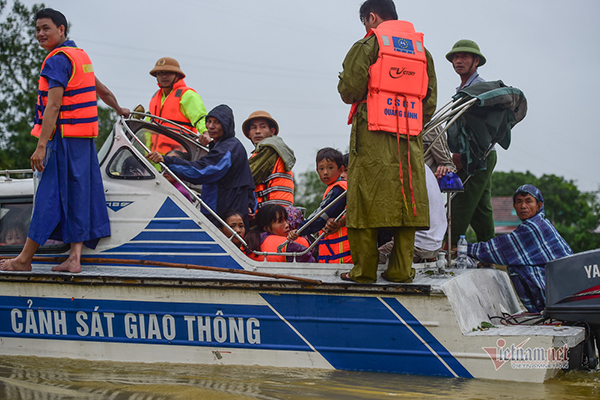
16;0;600;192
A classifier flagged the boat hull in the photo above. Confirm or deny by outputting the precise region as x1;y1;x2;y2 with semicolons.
0;268;583;383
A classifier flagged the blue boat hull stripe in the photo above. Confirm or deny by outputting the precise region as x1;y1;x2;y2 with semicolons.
260;293;473;378
102;197;242;269
264;301;319;353
379;297;459;378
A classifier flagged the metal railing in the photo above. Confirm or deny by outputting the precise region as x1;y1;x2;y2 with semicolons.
250;191;347;262
422;96;477;158
0;169;34;181
120;116;348;263
120;116;241;235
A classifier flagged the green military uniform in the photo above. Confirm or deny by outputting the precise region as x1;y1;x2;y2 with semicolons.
337;33;437;283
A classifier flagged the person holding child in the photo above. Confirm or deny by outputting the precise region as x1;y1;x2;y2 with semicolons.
246;204;314;263
287;148;351;264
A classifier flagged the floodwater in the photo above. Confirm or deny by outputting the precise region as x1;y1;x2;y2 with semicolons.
0;356;598;400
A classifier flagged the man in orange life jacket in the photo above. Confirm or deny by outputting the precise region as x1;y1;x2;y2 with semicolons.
445;40;496;246
0;8;129;273
148;57;210;152
337;0;437;283
242;111;295;212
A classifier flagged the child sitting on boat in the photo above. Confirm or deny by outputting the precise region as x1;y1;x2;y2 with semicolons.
219;209;246;249
287;148;351;264
245;204;315;262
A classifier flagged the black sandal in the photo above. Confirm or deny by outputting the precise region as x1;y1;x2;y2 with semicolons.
340;272;353;282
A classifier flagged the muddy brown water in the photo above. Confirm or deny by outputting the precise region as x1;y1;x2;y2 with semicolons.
0;356;598;399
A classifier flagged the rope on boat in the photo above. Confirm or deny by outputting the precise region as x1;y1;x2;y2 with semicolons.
0;256;323;285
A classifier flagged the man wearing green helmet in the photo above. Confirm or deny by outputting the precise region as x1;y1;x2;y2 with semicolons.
446;39;486;90
446;40;497;247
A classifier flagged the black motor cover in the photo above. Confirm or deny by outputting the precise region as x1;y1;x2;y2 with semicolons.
545;248;600;325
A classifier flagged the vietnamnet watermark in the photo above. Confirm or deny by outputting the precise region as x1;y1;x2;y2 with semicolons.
482;338;569;371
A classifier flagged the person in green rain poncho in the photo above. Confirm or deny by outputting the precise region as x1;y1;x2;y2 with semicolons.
337;0;437;283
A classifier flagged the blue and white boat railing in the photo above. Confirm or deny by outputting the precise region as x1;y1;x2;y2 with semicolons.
122;115;349;264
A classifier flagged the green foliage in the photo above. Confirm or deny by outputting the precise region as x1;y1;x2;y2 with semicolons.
492;170;600;253
95;105;117;150
0;1;118;168
0;0;46;169
490;171;538;197
294;169;327;214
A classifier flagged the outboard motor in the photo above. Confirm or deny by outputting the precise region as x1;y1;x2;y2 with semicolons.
545;248;600;369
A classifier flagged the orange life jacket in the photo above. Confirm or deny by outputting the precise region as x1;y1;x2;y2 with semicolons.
348;20;428;136
149;79;198;153
347;21;428;217
318;180;352;264
31;46;98;139
250;234;309;262
254;156;294;208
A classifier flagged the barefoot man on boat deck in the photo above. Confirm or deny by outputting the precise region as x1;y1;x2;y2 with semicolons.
0;8;129;273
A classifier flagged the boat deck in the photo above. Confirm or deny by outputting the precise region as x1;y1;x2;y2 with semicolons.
0;262;456;295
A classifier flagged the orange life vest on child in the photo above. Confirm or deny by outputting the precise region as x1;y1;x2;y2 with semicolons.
31;46;98;139
347;20;428;136
254;156;294;208
318;180;352;264
250;234;309;262
149;79;198;153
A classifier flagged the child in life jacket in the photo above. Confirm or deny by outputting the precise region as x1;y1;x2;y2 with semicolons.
219;209;246;249
287;148;352;263
245;204;315;262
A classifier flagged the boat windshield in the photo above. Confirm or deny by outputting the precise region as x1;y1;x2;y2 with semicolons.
134;127;191;157
107;147;155;180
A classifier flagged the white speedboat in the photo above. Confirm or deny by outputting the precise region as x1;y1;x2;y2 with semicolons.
0;117;596;383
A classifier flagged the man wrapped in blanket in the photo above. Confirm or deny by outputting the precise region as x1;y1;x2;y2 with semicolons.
467;184;573;312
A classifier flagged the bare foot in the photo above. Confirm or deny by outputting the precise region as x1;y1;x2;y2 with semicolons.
51;257;81;273
0;258;33;271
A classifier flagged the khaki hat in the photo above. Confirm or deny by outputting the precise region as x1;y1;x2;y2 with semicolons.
149;57;186;78
445;40;486;66
242;110;279;138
